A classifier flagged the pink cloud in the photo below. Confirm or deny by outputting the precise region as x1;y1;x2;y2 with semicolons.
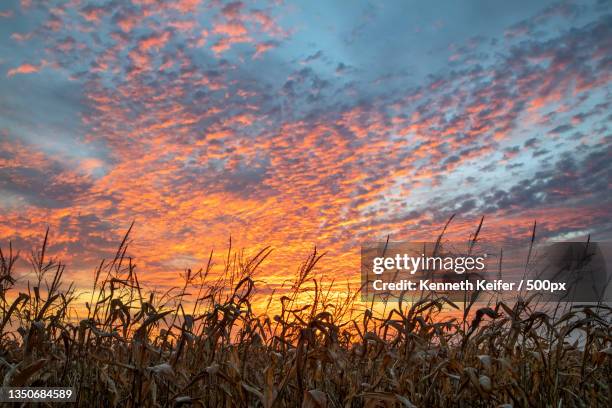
78;158;105;176
117;14;139;33
211;36;251;54
139;31;171;51
128;49;152;72
6;61;46;77
194;29;208;47
213;22;248;37
253;41;276;59
249;10;288;38
170;0;201;14
168;19;197;32
81;6;107;23
11;32;33;42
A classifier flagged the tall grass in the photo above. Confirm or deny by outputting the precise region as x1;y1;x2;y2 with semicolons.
0;226;610;407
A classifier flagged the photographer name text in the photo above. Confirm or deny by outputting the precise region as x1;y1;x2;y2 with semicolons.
371;279;567;293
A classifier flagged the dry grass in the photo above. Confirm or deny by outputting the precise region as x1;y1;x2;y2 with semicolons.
0;226;610;407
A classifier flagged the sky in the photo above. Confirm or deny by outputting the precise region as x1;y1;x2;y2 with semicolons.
0;0;611;293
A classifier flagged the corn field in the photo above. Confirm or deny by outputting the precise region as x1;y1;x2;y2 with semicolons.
0;227;610;407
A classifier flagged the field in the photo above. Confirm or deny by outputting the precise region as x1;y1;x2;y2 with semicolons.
0;228;610;407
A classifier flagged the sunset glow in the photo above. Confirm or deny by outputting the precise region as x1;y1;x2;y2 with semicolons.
0;0;610;303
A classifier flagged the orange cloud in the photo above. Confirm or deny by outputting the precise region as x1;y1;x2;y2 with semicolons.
117;15;139;33
253;41;276;58
211;36;252;54
170;0;201;14
213;22;248;37
81;6;106;23
139;31;171;51
249;10;288;38
6;61;45;77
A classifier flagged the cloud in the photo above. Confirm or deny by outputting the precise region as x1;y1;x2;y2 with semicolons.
114;9;141;33
139;31;172;51
80;5;108;23
170;0;201;14
253;40;278;58
213;22;248;37
11;32;33;42
6;61;46;77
